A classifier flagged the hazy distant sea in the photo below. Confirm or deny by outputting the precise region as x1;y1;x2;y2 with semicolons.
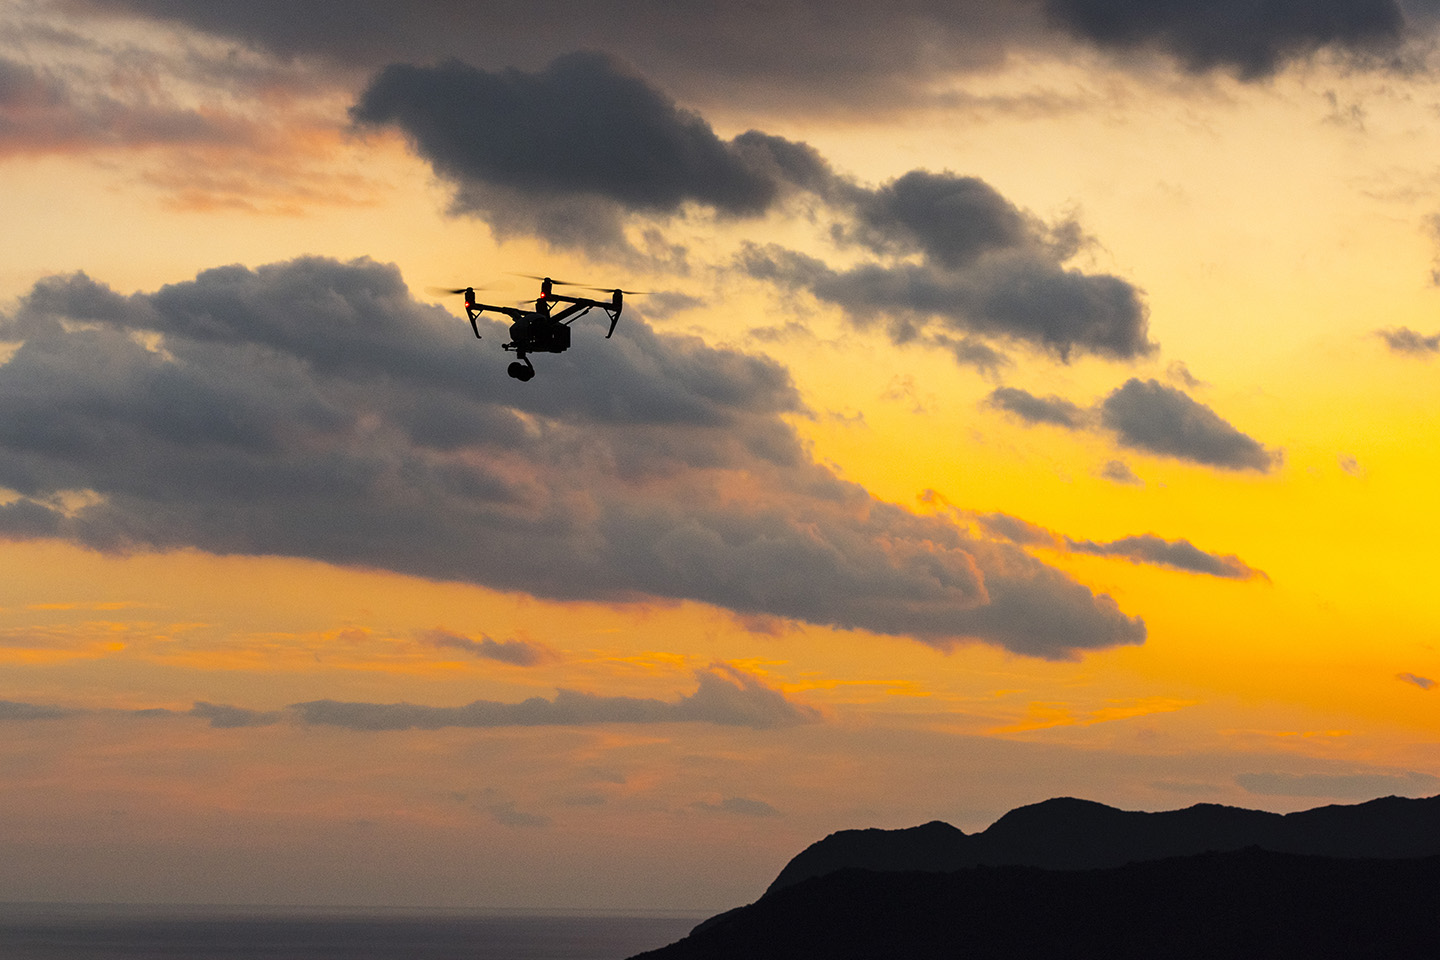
0;903;702;960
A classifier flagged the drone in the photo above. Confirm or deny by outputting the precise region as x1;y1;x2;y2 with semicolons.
436;275;635;381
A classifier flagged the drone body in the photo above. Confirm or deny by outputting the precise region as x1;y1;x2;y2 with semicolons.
444;276;628;380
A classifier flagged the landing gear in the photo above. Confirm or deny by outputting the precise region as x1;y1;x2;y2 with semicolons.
507;360;535;381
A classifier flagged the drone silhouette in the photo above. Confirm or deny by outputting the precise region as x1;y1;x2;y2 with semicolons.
436;275;636;381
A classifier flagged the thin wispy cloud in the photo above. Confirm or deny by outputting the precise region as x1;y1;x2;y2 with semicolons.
291;664;821;731
1377;326;1440;355
976;513;1267;581
420;628;559;667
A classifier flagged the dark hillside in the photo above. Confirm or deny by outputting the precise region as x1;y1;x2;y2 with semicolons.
635;849;1440;960
767;794;1440;893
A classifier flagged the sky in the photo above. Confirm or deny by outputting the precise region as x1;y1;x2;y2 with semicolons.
1;0;1440;913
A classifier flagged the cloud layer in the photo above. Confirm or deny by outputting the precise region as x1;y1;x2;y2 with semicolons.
1;665;820;730
351;53;1151;361
1044;0;1410;78
73;0;1429;103
0;256;1144;658
291;664;821;731
989;380;1279;472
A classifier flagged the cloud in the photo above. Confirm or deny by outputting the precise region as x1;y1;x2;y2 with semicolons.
1397;672;1435;690
986;379;1279;473
987;387;1090;428
1377;326;1440;355
70;0;1432;113
1100;379;1279;472
482;798;552;829
0;256;1148;659
420;628;559;667
693;796;781;817
0;53;246;156
70;0;1043;108
1043;0;1410;78
1098;460;1143;486
349;53;1150;360
0;700;73;720
976;512;1266;581
1236;770;1440;798
740;190;1154;363
975;512;1062;548
190;701;284;728
1065;534;1268;580
289;664;821;731
350;53;828;250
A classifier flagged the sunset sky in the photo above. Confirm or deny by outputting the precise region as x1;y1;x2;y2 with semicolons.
2;0;1439;912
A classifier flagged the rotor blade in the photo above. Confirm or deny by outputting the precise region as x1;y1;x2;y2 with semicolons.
507;272;588;287
426;281;512;296
575;285;653;295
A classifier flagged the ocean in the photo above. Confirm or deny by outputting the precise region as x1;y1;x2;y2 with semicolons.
0;903;702;960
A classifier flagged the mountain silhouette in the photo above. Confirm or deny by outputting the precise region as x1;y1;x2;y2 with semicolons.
628;795;1440;960
767;794;1440;893
631;848;1440;960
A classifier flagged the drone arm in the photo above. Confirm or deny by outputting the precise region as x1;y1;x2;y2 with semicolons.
605;309;620;339
465;307;483;339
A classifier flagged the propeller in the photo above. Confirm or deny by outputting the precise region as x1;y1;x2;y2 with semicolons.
426;281;512;296
508;272;585;287
510;274;651;295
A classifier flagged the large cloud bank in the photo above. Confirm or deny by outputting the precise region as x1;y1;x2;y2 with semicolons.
0;256;1144;659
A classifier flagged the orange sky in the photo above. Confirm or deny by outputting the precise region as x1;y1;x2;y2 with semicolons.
1;0;1438;911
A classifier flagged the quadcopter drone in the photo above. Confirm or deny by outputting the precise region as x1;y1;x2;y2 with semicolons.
437;275;634;381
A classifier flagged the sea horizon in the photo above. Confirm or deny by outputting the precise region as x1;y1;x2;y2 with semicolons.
0;900;706;960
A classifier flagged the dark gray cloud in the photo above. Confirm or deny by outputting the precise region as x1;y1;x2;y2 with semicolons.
985;379;1278;473
975;512;1061;547
1044;0;1410;78
757;170;1155;362
1397;672;1435;690
1100;379;1279;472
0;257;1145;658
1236;770;1440;798
420;628;558;667
840;171;1036;269
349;52;1150;358
740;163;1151;360
0;699;72;720
1065;534;1268;580
291;665;820;731
1377;326;1440;355
68;0;1433;110
348;53;857;254
733;162;1154;363
68;0;1042;108
987;386;1090;428
976;513;1266;581
347;52;1151;359
1098;459;1144;485
350;53;826;249
739;242;1152;363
